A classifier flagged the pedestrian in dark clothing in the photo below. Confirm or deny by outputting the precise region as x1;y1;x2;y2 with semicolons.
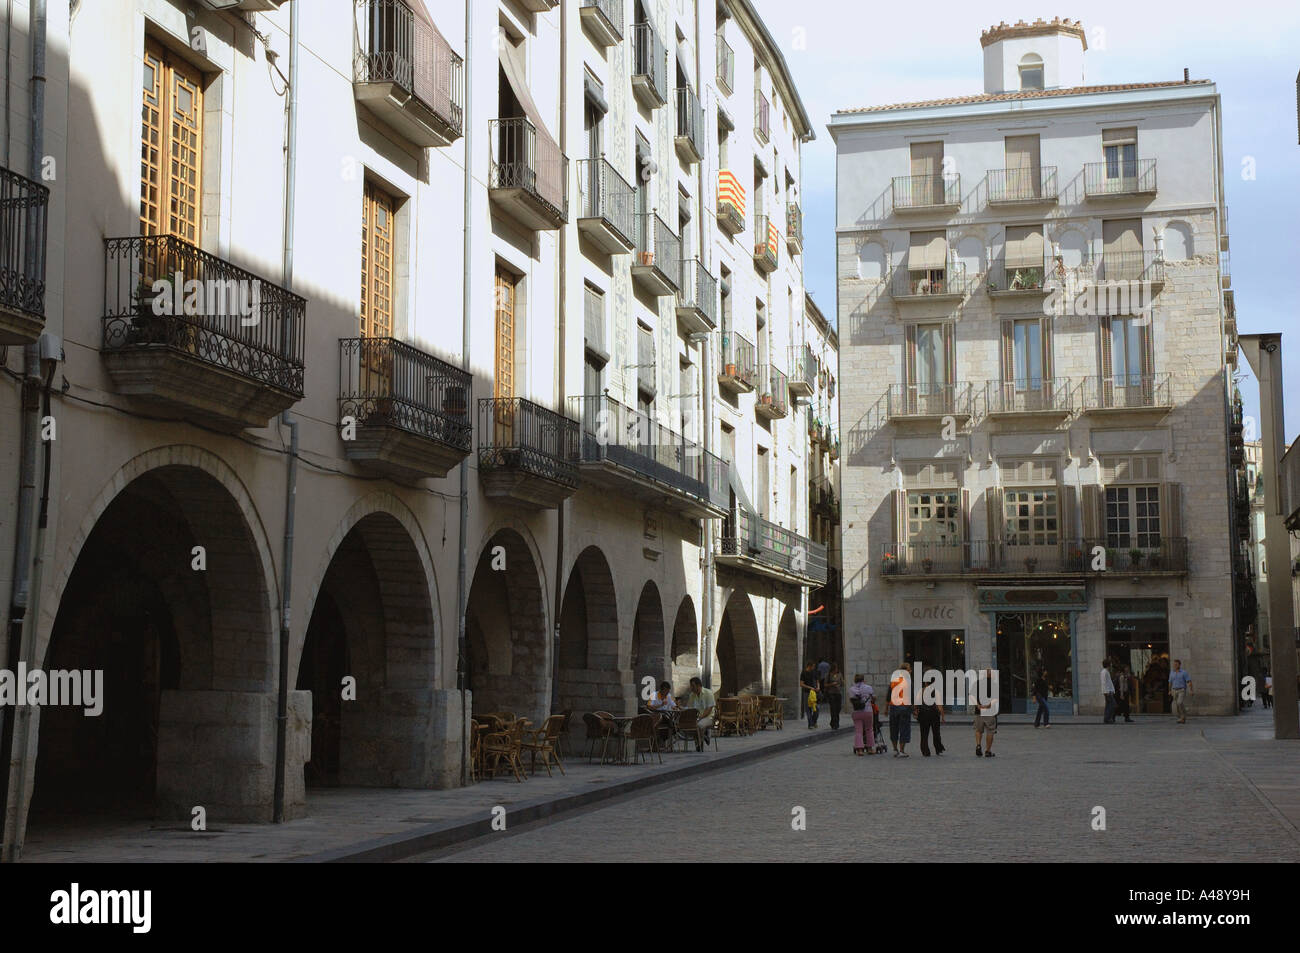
1115;665;1134;722
823;663;844;730
800;662;821;729
1032;671;1051;728
916;697;945;756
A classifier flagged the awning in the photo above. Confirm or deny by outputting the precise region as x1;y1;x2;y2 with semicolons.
584;73;608;115
909;230;947;270
1004;224;1044;267
1102;218;1142;256
499;38;564;211
1102;126;1137;145
729;464;754;515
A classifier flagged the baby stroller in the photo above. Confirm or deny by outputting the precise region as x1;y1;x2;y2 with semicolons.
869;698;888;754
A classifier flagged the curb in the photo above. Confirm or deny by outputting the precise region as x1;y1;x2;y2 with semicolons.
296;727;843;863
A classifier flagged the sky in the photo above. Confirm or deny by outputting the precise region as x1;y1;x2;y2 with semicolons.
752;0;1300;440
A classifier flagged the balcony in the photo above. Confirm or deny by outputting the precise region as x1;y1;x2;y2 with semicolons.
488;117;568;231
101;235;305;432
579;0;623;47
718;508;828;587
1220;247;1231;290
675;87;705;165
0;167;49;345
338;337;471;481
716;35;734;95
676;258;718;335
811;476;839;522
892;173;961;214
717;331;757;393
983;378;1073;422
883;382;974;424
1092;250;1165;288
197;1;286;10
632;22;668;110
757;365;788;420
1281;441;1300;530
1078;373;1173;417
754;89;770;144
891;264;969;301
753;213;779;274
576;158;636;255
877;538;1188;580
986;259;1048;297
788;344;815;398
353;0;464;148
786;202;802;255
1083;158;1157;199
571;395;729;518
986;166;1058;206
717;170;746;236
631;213;681;297
477;397;578;509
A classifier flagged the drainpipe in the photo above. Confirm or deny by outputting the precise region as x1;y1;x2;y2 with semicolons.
273;0;301;824
551;0;567;715
1;0;45;865
694;2;715;690
455;0;473;784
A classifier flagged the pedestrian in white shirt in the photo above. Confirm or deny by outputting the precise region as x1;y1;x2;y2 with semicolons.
1101;659;1116;724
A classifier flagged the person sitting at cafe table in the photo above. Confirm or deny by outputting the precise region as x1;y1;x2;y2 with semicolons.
648;681;678;711
686;676;716;744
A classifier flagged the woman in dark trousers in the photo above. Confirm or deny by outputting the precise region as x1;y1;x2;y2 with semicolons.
916;698;945;756
823;663;844;730
1032;670;1051;728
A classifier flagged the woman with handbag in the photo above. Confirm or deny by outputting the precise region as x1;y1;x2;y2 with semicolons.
849;675;875;755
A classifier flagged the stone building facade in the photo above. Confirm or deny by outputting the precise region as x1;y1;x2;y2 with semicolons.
830;19;1238;717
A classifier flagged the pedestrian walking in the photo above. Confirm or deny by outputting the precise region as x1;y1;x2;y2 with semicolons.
1032;670;1051;729
888;664;911;758
800;662;820;729
973;668;997;758
817;657;831;686
1101;658;1116;724
823;663;844;730
849;675;875;756
1115;665;1134;722
1263;669;1273;709
916;695;945;756
1169;659;1193;723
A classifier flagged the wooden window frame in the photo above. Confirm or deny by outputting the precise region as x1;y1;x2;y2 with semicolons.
141;38;204;244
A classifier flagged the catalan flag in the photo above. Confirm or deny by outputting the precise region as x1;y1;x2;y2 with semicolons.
718;169;745;216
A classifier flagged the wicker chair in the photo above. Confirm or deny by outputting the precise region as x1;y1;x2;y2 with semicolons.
582;712;613;764
626;713;661;764
482;723;527;782
716;697;743;736
469;719;483;782
675;706;705;752
522;714;566;777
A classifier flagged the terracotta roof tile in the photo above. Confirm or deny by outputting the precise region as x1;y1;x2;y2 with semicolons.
836;80;1212;116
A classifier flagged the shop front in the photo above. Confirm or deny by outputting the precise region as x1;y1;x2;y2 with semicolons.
1104;598;1171;714
899;596;968;709
979;586;1087;715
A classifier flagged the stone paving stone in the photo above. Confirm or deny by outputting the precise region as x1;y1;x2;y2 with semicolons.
430;709;1300;863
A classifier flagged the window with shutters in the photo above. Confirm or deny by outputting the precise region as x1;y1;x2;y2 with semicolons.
140;39;204;244
913;323;948;394
1109;316;1146;386
1106;485;1160;549
907;491;960;543
999;457;1059;484
1003;488;1059;545
361;182;396;339
902;460;960;488
1102;128;1138;182
1013;319;1043;390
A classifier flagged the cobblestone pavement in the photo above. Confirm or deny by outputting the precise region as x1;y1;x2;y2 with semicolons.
429;707;1300;863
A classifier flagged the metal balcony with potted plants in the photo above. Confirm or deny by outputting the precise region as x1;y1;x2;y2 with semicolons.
1083;157;1157;200
576;157;636;255
986;257;1048;298
631;21;668;110
676;257;718;335
632;212;681;297
0;165;49;346
717;170;745;237
786;201;802;255
983;377;1073;424
353;0;464;148
878;536;1188;580
476;396;579;509
891;172;961;215
788;343;815;399
986;166;1058;207
753;213;779;274
717;330;756;394
883;382;974;426
718;507;828;587
488;117;568;231
579;0;623;47
101;235;305;432
675;86;705;165
570;394;729;519
890;263;969;302
338;337;471;481
1077;373;1173;419
756;365;788;420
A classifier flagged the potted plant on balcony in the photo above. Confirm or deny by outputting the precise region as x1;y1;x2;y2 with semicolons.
921;556;934;574
1105;548;1118;572
1128;547;1144;569
1068;547;1084;570
881;552;898;574
639;251;655;267
761;392;773;406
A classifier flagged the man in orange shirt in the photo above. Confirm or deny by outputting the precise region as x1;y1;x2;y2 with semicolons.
888;664;912;758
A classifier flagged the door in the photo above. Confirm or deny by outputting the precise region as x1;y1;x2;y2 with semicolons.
360;183;396;397
1102;128;1138;191
1102;218;1142;282
141;39;203;244
910;141;943;205
494;265;517;444
1003;134;1040;200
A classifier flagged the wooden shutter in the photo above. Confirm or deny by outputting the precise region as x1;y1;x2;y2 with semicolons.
494;266;516;403
1004;134;1040;184
140;39;203;245
1098;316;1113;404
961;487;971;544
910;141;942;178
1139;319;1155;381
903;323;917;390
1082;484;1103;542
1102;127;1137;145
1000;320;1015;383
1040;316;1054;382
1062;484;1078;543
985;486;1004;543
943;323;956;389
361;183;395;340
1164;482;1182;539
891;488;906;544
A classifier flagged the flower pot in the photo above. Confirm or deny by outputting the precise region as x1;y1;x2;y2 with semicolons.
725;363;737;377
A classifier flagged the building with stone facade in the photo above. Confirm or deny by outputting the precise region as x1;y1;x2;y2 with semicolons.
830;18;1239;717
0;0;825;860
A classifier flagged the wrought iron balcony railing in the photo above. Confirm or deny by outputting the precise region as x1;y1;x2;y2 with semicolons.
677;258;718;332
477;396;579;488
338;337;471;467
571;394;728;513
891;264;969;298
632;212;681;295
576;157;636;252
632;22;668;109
718;330;757;391
892;173;960;211
716;34;734;95
675;86;705;163
884;382;973;419
1089;250;1165;285
754;88;770;143
878;538;1188;577
983;378;1073;416
1083;157;1157;197
0;165;49;333
986;258;1047;294
102;234;305;396
1078;373;1172;413
717;170;745;235
488;117;568;227
986;166;1058;204
579;0;623;46
758;365;788;418
788;343;815;395
753;213;779;273
721;507;828;586
354;0;464;145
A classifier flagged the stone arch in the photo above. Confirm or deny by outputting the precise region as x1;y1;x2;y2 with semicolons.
772;604;801;711
465;526;550;724
297;510;437;788
716;588;763;695
31;457;281;826
555;545;622;716
669;596;698;694
856;240;887;280
630;581;666;703
1162;220;1194;261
